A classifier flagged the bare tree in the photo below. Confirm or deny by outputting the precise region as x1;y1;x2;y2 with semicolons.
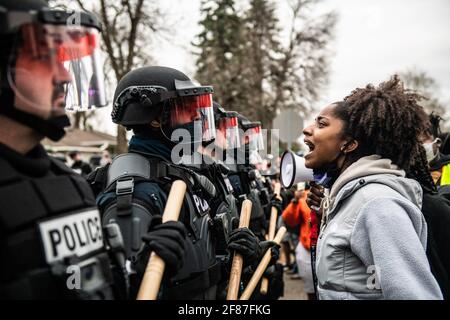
237;0;337;130
400;68;447;117
51;0;167;153
195;0;336;130
194;0;247;112
272;0;337;118
72;110;95;130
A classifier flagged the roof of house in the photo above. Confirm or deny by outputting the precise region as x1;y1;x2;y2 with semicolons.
43;128;117;152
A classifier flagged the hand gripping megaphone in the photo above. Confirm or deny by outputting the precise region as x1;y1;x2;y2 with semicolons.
280;150;314;188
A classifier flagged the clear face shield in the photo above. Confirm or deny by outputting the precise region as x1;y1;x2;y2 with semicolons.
245;123;265;152
238;122;264;166
162;82;216;144
6;17;106;117
216;112;240;150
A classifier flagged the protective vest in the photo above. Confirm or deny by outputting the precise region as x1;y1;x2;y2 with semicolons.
227;164;267;240
192;161;239;256
91;151;221;299
0;156;114;300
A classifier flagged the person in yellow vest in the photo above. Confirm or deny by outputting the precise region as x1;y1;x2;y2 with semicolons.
421;113;450;186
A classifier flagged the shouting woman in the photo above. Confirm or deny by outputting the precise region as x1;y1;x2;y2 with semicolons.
303;75;442;300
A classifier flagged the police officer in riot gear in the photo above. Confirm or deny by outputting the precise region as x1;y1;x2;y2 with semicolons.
90;66;281;300
191;103;241;259
227;116;271;240
225;114;285;299
90;66;220;299
182;102;280;299
0;0;114;299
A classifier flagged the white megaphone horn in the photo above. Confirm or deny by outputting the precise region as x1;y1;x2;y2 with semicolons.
280;150;314;189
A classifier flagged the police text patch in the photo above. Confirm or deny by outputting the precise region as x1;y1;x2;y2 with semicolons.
38;209;103;263
193;194;210;215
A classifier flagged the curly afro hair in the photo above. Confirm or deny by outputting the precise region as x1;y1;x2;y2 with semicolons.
332;75;435;191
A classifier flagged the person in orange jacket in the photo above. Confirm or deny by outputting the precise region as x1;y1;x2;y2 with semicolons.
282;183;315;300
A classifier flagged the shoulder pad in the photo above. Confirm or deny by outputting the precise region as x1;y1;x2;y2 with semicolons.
192;171;217;198
106;153;151;188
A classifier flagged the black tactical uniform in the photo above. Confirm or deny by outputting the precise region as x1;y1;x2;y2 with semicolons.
226;116;285;300
227;119;271;241
0;0;115;299
0;144;114;299
89;66;223;300
69;151;93;177
89;67;278;300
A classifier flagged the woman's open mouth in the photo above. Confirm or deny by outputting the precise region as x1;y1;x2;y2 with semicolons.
304;139;315;157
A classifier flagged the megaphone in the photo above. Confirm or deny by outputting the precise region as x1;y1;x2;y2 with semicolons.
280;150;314;189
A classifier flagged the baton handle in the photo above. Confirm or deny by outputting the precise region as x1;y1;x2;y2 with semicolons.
136;180;187;300
226;199;253;300
261;182;282;295
240;227;287;300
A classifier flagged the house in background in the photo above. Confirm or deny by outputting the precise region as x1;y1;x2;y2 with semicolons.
43;128;117;166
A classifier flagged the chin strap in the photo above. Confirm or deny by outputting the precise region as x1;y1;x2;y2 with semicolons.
0;104;70;141
0;90;70;142
0;73;70;142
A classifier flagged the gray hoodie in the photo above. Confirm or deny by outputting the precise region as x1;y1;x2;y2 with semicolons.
316;155;443;300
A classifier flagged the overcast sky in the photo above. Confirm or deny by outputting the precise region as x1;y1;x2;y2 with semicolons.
95;0;450;135
322;0;450;105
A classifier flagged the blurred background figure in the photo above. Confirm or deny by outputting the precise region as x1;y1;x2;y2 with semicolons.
282;182;316;300
69;150;93;177
421;113;450;186
100;150;112;166
89;154;101;168
276;213;294;274
420;113;450;205
88;151;112;169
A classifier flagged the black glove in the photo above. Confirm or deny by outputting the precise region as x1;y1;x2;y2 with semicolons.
141;215;187;275
231;216;240;231
263;265;276;278
227;228;281;267
270;195;283;214
227;227;261;266
260;240;280;267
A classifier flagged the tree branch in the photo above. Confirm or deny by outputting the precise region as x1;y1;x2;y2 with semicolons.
75;0;88;12
99;0;121;79
126;0;145;71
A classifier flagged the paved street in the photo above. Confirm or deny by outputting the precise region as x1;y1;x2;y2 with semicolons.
280;269;309;300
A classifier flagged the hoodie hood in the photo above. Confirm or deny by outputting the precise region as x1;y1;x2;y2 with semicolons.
323;155;423;219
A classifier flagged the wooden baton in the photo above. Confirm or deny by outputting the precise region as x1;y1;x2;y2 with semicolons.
240;226;287;300
136;180;187;300
226;199;253;300
260;183;282;295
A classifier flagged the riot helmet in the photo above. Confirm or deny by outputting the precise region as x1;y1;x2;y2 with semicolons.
0;0;107;141
236;114;264;165
213;102;240;150
245;122;264;152
237;114;264;152
245;122;264;165
112;66;216;144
